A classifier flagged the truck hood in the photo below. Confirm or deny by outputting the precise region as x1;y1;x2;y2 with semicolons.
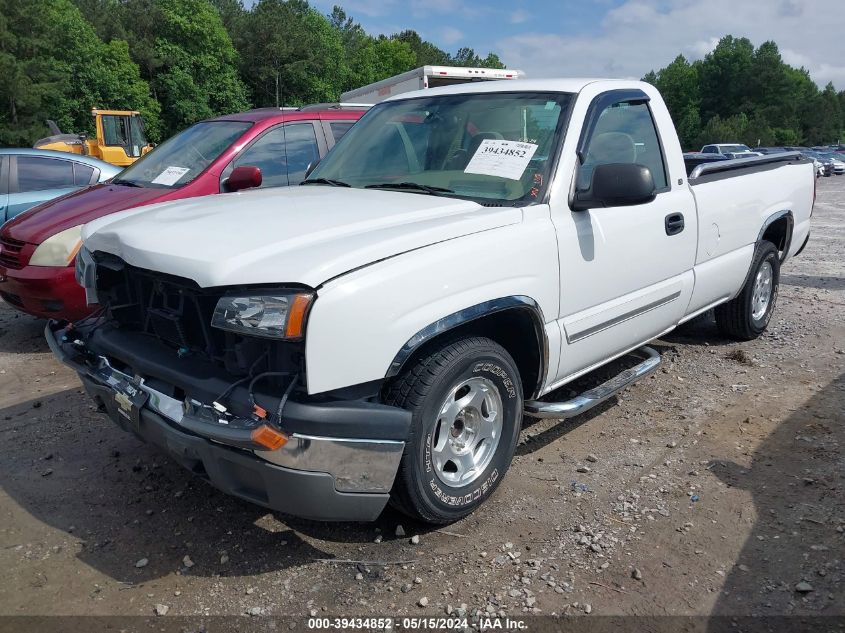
82;186;521;288
2;183;169;245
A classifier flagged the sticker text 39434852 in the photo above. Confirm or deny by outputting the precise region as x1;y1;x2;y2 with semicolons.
464;139;538;181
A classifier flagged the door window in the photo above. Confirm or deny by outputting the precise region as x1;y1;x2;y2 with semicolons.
102;115;130;146
232;126;290;188
73;163;95;186
329;121;356;143
283;123;320;185
128;116;147;156
232;123;320;187
578;100;668;191
16;156;75;192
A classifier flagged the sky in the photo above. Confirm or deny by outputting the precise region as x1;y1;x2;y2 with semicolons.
308;0;845;89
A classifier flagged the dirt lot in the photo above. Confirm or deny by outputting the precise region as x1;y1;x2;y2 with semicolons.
0;176;843;626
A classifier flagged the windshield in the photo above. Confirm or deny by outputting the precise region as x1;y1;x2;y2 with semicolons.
307;92;573;204
721;144;752;153
129;116;148;154
115;121;252;188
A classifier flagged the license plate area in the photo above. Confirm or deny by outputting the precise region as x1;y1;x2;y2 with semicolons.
114;378;149;431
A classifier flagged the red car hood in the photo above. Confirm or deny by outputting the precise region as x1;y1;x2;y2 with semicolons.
2;184;169;245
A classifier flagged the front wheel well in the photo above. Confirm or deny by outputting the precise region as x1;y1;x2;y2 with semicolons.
385;308;545;400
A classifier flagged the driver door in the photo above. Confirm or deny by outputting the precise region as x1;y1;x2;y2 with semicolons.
550;90;697;383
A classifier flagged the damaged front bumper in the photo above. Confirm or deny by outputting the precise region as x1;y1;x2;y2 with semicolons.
46;321;409;521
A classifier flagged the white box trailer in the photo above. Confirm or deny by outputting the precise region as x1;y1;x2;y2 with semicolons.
340;65;526;104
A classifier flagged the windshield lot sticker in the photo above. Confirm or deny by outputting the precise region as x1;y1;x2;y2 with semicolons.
464;139;538;180
151;166;190;185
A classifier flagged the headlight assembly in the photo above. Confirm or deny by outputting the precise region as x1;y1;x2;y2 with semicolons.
211;293;313;339
29;225;84;267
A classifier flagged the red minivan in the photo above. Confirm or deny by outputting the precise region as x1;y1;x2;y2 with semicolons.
0;105;366;320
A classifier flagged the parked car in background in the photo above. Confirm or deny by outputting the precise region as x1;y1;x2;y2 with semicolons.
700;143;762;159
682;151;729;172
803;150;834;177
754;147;788;155
817;151;845;175
0;104;367;320
0;149;120;224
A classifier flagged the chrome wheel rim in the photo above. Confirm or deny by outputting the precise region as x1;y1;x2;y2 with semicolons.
751;261;773;321
430;376;502;487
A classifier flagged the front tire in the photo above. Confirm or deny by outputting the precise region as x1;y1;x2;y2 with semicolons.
715;241;780;340
384;336;523;524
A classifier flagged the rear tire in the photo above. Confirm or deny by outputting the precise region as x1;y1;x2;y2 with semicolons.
715;241;780;340
384;336;522;524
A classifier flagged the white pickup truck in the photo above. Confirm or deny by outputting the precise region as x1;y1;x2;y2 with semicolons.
48;79;813;524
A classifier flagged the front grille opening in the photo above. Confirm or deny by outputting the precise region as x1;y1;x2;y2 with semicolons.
0;236;26;269
93;257;306;387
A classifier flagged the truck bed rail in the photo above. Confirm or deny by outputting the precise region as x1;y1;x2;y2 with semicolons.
688;151;804;180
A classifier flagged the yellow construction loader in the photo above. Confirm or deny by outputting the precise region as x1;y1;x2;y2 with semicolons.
34;109;154;167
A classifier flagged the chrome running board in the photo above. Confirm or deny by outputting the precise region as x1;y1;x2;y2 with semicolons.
524;346;661;419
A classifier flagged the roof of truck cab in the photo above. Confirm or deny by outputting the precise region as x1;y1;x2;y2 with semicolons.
383;78;645;101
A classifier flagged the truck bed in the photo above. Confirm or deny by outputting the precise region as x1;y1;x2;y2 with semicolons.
685;151;805;180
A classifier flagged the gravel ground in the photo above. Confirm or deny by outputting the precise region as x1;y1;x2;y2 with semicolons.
0;176;842;624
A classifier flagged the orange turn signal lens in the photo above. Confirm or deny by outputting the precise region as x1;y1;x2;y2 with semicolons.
251;425;288;450
285;294;312;338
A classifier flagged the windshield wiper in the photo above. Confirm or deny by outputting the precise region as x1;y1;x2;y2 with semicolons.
365;182;454;195
111;178;142;187
301;178;350;187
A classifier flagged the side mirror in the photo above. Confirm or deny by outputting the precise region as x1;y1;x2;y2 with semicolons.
224;165;262;192
572;163;656;211
304;158;320;179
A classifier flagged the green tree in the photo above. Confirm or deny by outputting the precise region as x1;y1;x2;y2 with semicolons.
0;0;159;145
237;0;347;107
72;0;128;42
346;36;416;90
392;29;450;66
643;55;700;148
643;34;845;148
209;0;246;35
328;9;417;91
452;47;504;69
804;83;843;144
122;0;249;136
697;113;749;147
698;36;755;122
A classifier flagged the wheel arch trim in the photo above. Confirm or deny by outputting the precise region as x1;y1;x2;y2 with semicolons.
757;209;794;262
734;212;790;302
385;295;549;398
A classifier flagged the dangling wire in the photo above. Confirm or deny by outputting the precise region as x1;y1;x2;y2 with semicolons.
275;373;299;423
212;349;269;409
